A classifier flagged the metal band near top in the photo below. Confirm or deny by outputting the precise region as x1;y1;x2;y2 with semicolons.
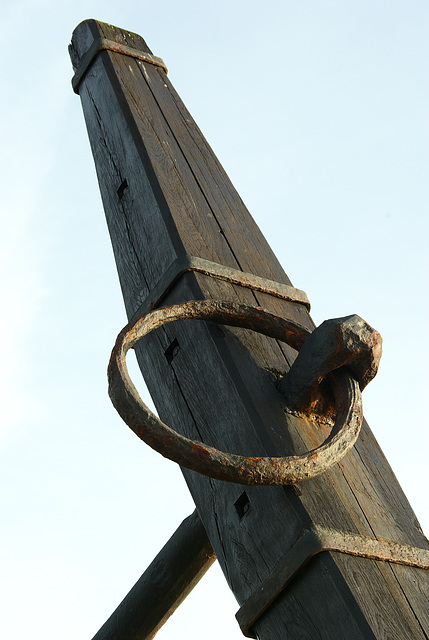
131;255;311;321
72;37;168;93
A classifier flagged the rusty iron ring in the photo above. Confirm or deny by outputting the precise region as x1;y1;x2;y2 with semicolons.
108;300;363;485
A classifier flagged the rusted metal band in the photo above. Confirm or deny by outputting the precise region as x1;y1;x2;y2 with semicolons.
108;300;362;486
132;254;310;320
72;37;167;94
236;525;429;638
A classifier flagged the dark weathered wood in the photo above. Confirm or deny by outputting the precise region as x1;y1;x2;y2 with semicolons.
91;511;215;640
70;19;429;639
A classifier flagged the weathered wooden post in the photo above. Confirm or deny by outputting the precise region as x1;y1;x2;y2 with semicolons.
69;20;428;639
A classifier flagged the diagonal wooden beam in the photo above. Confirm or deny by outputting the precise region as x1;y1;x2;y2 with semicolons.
91;511;215;640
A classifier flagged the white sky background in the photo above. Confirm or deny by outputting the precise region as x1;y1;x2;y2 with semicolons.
1;1;428;638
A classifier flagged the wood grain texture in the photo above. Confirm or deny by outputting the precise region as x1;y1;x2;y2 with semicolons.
70;19;429;639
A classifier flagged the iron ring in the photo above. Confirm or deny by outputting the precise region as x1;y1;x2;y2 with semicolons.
108;300;362;485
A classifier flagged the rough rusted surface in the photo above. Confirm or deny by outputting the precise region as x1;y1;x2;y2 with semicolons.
108;300;363;485
131;254;311;317
279;314;382;414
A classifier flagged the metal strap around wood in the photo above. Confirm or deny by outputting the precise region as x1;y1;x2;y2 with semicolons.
131;254;311;320
236;525;429;638
71;37;168;93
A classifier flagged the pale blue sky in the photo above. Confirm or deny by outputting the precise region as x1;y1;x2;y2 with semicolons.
1;2;428;638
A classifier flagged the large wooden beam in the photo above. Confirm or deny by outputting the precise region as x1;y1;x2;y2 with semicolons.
70;20;428;639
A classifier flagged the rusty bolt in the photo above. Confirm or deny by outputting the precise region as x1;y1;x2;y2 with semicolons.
279;314;382;414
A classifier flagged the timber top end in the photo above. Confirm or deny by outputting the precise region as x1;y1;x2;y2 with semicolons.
70;19;153;69
69;19;167;93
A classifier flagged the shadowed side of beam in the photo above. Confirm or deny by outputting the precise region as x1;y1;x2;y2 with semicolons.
92;511;215;640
